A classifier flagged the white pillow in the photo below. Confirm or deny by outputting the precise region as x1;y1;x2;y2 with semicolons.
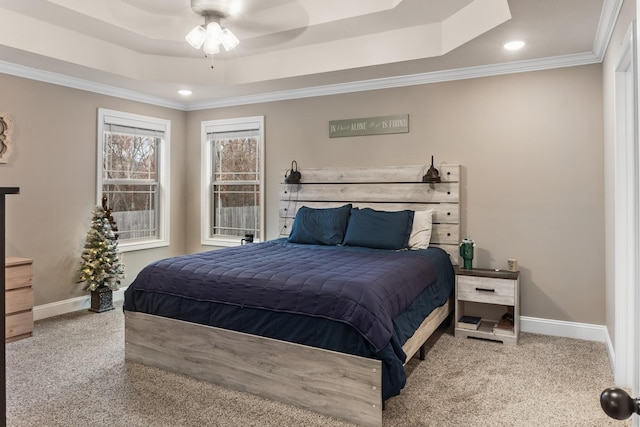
408;209;433;250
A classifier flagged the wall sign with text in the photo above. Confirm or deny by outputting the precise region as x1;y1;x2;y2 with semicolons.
329;114;409;138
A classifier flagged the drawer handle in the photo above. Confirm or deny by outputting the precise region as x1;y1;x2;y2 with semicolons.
475;287;495;293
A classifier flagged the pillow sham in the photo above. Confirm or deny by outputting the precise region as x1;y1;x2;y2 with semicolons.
408;209;433;250
343;208;414;250
287;204;352;245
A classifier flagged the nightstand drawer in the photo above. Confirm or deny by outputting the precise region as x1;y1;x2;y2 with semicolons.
457;275;515;305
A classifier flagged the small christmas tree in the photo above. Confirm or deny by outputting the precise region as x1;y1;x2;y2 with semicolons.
79;205;125;291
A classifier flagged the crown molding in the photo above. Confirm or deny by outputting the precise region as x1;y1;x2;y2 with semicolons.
593;0;624;61
186;52;601;110
0;60;187;111
0;50;604;112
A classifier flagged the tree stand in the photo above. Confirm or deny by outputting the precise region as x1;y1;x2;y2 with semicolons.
90;287;114;313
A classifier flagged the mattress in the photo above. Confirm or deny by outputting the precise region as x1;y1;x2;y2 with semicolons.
124;238;454;399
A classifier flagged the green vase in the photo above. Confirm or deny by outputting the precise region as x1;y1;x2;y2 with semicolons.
460;242;474;269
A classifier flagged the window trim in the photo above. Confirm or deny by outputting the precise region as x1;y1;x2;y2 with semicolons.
201;116;265;247
97;108;171;252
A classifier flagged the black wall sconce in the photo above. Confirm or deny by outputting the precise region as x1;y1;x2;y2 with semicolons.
284;160;302;184
422;156;441;183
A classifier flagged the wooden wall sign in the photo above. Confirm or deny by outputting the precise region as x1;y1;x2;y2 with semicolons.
329;114;409;138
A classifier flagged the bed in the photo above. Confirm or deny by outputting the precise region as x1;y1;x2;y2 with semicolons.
124;164;460;427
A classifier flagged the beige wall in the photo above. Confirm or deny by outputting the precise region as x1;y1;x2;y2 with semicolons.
1;61;605;325
0;74;187;306
187;65;604;324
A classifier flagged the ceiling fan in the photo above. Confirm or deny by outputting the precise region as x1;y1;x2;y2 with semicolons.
185;0;241;55
185;0;309;57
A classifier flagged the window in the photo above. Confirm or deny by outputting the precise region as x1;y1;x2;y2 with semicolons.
97;109;170;251
201;116;264;246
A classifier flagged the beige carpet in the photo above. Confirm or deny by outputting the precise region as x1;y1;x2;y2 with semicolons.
6;304;629;426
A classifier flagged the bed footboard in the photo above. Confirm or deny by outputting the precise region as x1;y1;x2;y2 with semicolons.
124;311;383;427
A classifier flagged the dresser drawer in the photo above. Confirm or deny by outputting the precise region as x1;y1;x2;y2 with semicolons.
457;275;515;305
6;310;33;339
6;260;33;290
6;287;33;314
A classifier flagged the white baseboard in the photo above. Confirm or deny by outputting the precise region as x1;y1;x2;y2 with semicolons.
603;327;616;374
33;287;128;321
520;315;611;343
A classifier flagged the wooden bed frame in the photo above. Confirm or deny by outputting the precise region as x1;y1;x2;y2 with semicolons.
125;164;460;427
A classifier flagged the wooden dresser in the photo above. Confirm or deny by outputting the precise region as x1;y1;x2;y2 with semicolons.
5;257;33;342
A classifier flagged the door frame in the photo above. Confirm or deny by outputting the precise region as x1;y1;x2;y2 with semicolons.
613;21;639;412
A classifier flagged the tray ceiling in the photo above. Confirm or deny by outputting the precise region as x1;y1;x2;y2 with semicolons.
0;0;610;107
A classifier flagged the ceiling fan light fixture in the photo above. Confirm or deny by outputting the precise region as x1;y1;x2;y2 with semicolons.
186;2;240;57
221;28;239;51
203;37;221;55
185;25;207;49
202;21;223;54
206;21;223;41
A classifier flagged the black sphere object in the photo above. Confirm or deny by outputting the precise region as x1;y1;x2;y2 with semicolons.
600;387;640;420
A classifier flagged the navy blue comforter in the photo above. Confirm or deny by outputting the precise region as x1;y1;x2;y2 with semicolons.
124;239;454;399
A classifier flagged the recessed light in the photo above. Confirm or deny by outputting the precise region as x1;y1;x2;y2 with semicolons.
504;40;525;51
178;89;193;96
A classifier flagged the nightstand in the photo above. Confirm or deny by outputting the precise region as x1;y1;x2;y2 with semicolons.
454;266;520;346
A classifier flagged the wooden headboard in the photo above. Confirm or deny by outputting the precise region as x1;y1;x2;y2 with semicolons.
278;164;460;264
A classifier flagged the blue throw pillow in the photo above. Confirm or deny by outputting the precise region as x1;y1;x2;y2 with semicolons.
343;208;414;250
287;204;352;245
